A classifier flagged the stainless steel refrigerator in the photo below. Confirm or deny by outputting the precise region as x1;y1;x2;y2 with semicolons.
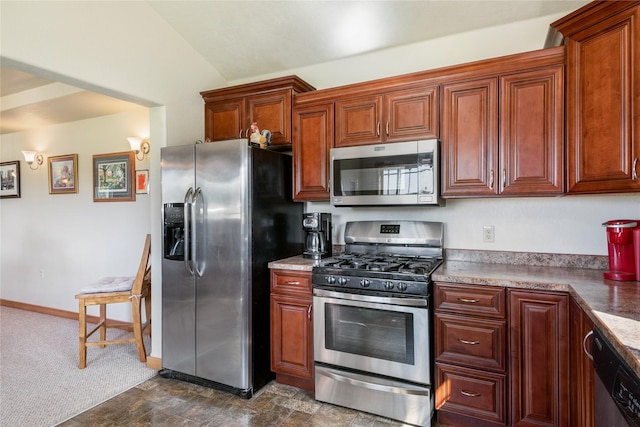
159;139;303;398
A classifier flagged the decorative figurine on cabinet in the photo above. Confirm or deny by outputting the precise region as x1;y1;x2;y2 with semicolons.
249;122;271;149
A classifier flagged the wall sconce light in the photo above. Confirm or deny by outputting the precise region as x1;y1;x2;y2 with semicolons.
127;137;150;161
22;151;44;170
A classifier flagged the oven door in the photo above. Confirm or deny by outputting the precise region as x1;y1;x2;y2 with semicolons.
313;288;430;384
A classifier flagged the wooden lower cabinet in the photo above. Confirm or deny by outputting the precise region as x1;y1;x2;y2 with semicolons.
569;297;595;427
435;284;572;427
435;283;508;426
509;290;569;427
270;269;314;391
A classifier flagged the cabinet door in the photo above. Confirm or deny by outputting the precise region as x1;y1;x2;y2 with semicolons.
204;98;244;141
292;103;334;201
335;95;382;147
564;5;640;193
441;78;499;196
509;290;569;427
385;86;439;143
569;298;595;427
270;294;314;382
500;66;564;195
247;90;291;146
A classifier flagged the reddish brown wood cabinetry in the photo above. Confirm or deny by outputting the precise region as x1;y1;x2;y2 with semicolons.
435;284;572;427
201;76;315;146
270;269;314;391
335;85;439;147
292;102;334;201
569;297;595;427
552;1;640;193
509;290;569;427
435;283;508;426
441;48;564;197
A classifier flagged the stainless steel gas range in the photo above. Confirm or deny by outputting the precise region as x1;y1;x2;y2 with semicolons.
312;220;444;427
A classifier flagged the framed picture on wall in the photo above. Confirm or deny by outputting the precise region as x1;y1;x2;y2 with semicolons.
135;169;149;194
0;161;20;199
48;154;78;194
92;151;135;202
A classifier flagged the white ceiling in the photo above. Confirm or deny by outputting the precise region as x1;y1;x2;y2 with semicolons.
0;0;589;135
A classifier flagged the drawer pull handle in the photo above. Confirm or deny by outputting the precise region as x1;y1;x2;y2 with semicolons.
458;338;480;345
284;281;300;285
460;390;481;397
457;297;480;303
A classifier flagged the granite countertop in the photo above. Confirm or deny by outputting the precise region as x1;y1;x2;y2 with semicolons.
268;252;640;377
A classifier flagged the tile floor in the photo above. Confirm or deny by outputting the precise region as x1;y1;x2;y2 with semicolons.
59;375;431;426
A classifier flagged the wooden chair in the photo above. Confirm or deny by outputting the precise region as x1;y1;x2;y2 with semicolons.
75;234;151;369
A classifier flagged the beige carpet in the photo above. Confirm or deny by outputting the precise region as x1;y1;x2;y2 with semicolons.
0;306;157;426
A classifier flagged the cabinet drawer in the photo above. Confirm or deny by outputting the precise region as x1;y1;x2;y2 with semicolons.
271;269;312;295
436;363;507;425
434;283;506;318
435;313;506;371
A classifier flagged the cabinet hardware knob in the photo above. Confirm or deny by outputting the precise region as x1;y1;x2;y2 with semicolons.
460;390;481;397
284;281;300;285
457;297;480;303
458;338;480;345
633;157;639;181
489;169;494;189
583;330;594;361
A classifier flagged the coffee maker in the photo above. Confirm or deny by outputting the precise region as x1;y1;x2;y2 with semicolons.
303;213;332;260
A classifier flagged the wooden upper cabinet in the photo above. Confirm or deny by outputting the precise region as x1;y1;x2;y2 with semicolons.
335;84;439;147
441;47;565;197
335;95;382;146
441;77;499;197
201;76;315;146
386;86;439;143
292;102;334;201
500;65;564;195
204;97;245;142
552;2;640;193
247;91;291;145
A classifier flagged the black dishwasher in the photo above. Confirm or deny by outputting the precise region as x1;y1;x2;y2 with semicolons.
592;328;640;427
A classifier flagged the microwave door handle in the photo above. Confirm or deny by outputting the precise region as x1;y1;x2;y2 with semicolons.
191;186;204;278
183;188;195;276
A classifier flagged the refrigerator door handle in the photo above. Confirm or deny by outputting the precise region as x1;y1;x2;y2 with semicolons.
183;187;195;276
192;186;204;277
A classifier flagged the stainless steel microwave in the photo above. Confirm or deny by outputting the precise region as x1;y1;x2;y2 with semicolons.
330;140;441;206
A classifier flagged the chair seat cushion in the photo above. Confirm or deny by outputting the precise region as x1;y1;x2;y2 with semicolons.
79;276;134;294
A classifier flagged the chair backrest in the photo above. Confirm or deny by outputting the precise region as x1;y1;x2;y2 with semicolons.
131;234;151;296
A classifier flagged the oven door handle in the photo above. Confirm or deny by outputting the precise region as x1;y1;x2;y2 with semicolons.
313;288;428;307
317;365;430;396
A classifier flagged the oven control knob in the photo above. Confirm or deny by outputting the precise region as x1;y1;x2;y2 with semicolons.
359;279;370;288
397;282;407;291
325;276;336;285
337;277;349;286
383;281;394;290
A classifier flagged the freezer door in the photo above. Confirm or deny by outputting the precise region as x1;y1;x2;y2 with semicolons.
194;140;251;389
161;145;197;376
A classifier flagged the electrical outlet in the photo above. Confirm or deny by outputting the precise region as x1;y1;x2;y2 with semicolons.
483;225;495;243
